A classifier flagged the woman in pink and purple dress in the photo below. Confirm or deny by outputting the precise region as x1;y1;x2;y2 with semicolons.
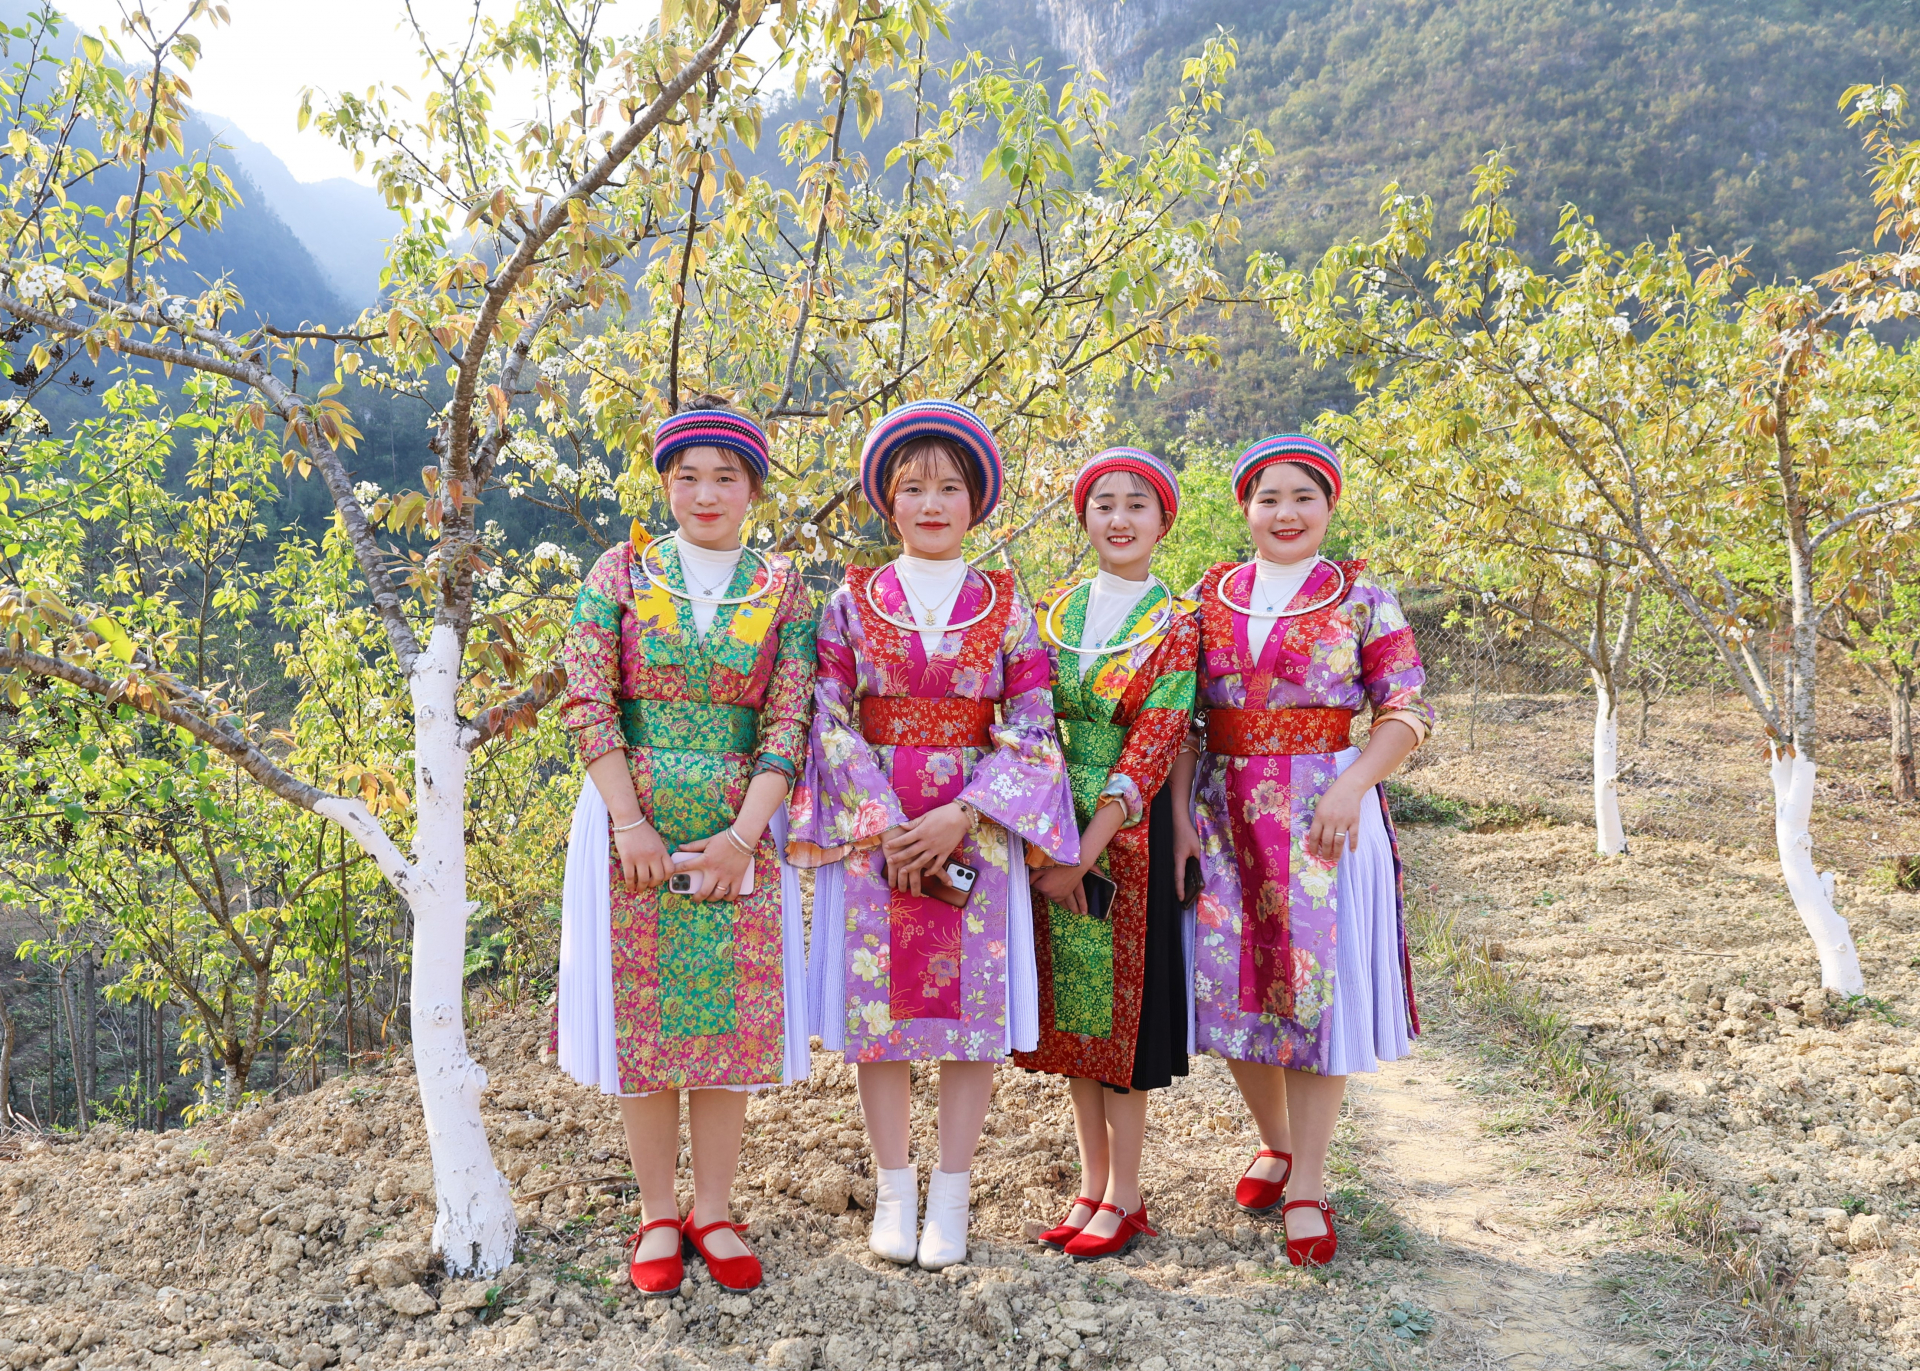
1168;434;1436;1268
789;400;1078;1271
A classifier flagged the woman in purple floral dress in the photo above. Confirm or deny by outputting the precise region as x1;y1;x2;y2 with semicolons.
790;401;1078;1270
1169;434;1436;1268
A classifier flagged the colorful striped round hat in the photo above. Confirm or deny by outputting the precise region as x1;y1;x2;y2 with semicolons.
859;400;1003;527
652;406;771;481
1232;433;1342;504
1072;446;1180;523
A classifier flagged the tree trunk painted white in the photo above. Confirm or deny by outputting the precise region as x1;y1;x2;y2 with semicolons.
1591;675;1627;855
405;624;517;1277
1769;746;1864;994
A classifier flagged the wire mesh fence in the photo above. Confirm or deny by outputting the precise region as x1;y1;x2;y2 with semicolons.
1402;589;1733;754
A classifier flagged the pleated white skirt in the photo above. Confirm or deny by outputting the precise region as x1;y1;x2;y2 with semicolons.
556;777;811;1096
1320;748;1413;1076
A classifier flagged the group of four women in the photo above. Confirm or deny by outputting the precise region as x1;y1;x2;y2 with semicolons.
554;398;1435;1296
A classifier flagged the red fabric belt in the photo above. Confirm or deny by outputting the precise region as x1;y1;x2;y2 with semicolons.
1206;707;1354;757
860;696;996;749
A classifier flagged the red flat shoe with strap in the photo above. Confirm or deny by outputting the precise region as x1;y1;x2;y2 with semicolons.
1063;1202;1157;1262
626;1217;685;1295
1036;1196;1100;1251
1282;1198;1338;1267
682;1214;763;1292
1234;1148;1293;1214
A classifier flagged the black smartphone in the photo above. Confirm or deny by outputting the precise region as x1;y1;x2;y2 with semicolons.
1081;867;1116;922
1180;856;1204;909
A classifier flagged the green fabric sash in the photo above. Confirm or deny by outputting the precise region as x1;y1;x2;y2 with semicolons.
623;700;761;1040
1047;585;1131;1040
620;698;759;754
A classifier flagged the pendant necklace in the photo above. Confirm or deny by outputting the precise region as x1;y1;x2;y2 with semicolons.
865;562;999;636
641;538;773;606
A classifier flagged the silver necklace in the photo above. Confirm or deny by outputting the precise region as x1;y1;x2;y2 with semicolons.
1217;555;1346;620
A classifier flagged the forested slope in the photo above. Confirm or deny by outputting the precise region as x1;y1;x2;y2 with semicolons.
1037;0;1920;442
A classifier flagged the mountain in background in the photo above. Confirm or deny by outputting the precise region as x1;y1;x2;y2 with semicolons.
1012;0;1920;445
11;1;1918;460
201;117;401;308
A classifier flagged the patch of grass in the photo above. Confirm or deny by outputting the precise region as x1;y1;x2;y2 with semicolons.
1326;1184;1417;1262
555;1260;612;1289
1384;780;1467;825
1880;853;1920;893
1480;1104;1548;1136
1460;798;1558;832
1384;780;1561;832
1834;994;1903;1027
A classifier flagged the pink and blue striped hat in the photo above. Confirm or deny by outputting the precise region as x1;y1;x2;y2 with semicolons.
653;407;771;480
859;400;1003;527
1072;446;1180;522
1232;434;1342;504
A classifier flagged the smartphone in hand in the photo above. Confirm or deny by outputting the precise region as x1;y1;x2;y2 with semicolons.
665;850;754;899
1081;867;1117;921
1180;856;1204;909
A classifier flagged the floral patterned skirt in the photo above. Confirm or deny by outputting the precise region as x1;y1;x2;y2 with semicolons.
804;824;1041;1063
1190;747;1416;1074
556;774;810;1095
1019;785;1191;1090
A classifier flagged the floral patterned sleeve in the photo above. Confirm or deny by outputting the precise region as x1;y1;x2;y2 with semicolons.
786;590;907;867
1355;575;1436;745
957;593;1080;865
1101;613;1200;827
558;542;631;767
752;574;817;779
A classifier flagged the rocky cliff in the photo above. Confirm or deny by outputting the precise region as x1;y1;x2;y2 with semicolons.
1035;0;1188;99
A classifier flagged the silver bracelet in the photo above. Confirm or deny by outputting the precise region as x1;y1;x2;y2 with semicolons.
611;817;648;835
724;825;755;856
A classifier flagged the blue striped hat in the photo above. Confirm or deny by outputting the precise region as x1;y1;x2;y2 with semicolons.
859;400;1003;527
653;408;771;480
1232;434;1342;504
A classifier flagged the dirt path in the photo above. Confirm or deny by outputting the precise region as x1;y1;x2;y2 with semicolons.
1350;1050;1661;1371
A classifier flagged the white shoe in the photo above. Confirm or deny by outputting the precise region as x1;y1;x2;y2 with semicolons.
917;1168;970;1270
869;1165;918;1264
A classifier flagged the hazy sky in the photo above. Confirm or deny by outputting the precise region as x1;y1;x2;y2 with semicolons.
55;1;526;185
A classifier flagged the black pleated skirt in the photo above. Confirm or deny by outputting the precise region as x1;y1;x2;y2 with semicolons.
1114;784;1191;1092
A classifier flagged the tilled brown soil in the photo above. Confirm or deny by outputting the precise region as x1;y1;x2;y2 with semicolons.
1403;686;1920;1369
1;685;1912;1370
1403;823;1920;1370
0;1019;1480;1371
0;984;1779;1371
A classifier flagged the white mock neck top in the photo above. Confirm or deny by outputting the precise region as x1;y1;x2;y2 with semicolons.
673;532;743;635
1075;568;1155;659
1246;557;1316;660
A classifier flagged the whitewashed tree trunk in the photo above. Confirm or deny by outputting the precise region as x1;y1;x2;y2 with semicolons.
1591;675;1627;855
1769;745;1864;994
404;624;517;1276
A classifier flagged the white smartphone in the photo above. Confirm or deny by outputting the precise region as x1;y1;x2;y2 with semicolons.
666;850;755;898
